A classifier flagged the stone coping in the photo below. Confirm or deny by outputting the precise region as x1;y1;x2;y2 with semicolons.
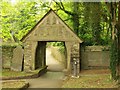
81;46;110;51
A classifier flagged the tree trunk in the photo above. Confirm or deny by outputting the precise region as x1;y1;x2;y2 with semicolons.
73;2;79;35
111;3;117;40
109;2;118;80
117;1;120;83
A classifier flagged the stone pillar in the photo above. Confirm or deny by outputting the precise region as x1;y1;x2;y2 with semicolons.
71;42;80;74
65;42;72;74
31;41;38;70
24;41;33;72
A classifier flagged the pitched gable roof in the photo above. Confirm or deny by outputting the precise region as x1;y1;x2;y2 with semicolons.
21;9;83;43
20;9;52;42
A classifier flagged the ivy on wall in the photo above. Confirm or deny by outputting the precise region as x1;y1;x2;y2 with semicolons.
110;40;118;80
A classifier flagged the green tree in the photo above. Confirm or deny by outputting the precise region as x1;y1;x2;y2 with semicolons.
1;0;48;42
105;2;120;80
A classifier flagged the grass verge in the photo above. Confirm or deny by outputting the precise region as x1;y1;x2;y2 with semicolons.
62;74;118;88
2;80;29;88
1;68;42;78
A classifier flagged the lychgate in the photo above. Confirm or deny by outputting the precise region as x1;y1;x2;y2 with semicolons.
21;9;83;75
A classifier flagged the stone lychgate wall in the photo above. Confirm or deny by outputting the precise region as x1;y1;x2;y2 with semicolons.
81;46;110;69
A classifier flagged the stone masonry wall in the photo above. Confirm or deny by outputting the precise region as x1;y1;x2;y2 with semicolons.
2;43;110;71
1;44;18;69
81;46;110;69
24;41;33;71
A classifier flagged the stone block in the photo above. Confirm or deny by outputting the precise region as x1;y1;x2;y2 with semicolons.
11;46;23;71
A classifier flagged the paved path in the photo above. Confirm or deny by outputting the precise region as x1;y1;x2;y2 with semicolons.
26;72;64;88
26;48;65;88
46;48;64;72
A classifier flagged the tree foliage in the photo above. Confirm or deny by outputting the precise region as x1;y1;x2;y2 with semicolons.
1;1;113;45
1;0;48;42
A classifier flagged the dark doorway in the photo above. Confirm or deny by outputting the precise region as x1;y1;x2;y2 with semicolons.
35;41;46;69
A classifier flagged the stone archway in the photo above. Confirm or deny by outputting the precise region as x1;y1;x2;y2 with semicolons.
21;9;83;74
35;41;67;72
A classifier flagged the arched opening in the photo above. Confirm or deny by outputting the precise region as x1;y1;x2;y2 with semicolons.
35;41;67;72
